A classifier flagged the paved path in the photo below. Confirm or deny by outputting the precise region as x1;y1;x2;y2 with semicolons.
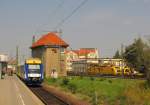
0;75;44;105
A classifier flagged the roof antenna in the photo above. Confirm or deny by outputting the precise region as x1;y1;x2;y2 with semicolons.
32;35;35;44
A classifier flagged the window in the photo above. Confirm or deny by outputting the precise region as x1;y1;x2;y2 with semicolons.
28;64;40;73
60;48;64;53
28;65;40;69
52;49;57;53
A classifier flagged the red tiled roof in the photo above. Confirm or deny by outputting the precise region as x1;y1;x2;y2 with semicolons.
77;49;96;55
31;32;69;48
65;49;96;55
65;50;78;55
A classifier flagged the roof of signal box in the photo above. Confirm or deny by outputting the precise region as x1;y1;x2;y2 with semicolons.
31;32;69;48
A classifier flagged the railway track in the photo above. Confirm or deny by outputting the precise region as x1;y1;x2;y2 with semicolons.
29;86;69;105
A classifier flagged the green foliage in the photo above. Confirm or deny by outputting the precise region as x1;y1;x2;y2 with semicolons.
123;81;150;105
123;38;146;70
61;78;69;85
90;77;95;81
99;78;106;81
123;37;150;83
91;91;98;105
51;78;57;82
108;79;112;83
68;83;77;94
45;77;148;105
144;80;150;89
113;50;121;58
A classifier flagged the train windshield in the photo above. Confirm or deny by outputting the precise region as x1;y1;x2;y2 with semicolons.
28;64;40;73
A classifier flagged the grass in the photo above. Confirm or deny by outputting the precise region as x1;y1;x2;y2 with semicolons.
44;77;150;105
123;81;150;105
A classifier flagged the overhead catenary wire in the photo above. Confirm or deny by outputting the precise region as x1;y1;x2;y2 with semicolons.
34;0;66;35
54;0;89;30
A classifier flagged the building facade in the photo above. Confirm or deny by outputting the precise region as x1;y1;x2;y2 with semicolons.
0;54;8;73
99;58;126;68
65;48;99;71
31;32;69;77
65;50;78;71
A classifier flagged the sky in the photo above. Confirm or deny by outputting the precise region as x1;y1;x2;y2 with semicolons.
0;0;150;60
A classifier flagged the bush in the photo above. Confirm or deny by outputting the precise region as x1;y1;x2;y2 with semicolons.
51;78;57;82
79;75;83;79
108;80;112;83
99;78;105;81
142;81;150;89
90;77;95;81
68;83;77;94
62;78;69;86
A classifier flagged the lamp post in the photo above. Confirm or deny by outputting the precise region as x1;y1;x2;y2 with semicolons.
57;29;63;75
0;62;2;79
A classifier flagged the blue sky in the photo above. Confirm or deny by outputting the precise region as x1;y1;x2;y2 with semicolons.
0;0;150;60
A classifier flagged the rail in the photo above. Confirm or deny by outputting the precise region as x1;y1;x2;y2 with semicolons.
29;86;69;105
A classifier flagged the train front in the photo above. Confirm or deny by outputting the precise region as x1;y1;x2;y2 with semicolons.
24;58;43;84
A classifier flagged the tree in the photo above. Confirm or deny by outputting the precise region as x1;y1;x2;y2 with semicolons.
142;42;150;84
113;50;121;58
123;38;146;71
122;37;150;84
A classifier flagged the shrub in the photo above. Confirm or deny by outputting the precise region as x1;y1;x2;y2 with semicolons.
90;77;95;81
99;78;105;81
108;80;112;83
79;75;83;79
51;78;57;82
68;83;77;94
62;78;69;85
144;81;150;89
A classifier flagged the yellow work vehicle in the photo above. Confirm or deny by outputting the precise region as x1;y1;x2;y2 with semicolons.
123;66;132;76
87;64;122;76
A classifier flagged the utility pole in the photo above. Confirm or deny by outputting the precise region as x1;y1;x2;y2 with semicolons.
0;61;1;79
120;44;124;77
95;91;98;105
58;29;63;75
16;46;19;73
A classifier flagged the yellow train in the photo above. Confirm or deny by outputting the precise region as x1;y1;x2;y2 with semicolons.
67;63;146;78
123;66;132;76
87;64;119;76
87;64;132;76
67;63;145;78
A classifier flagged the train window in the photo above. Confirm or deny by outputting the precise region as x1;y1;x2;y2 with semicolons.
28;65;40;69
28;65;40;73
28;69;40;73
